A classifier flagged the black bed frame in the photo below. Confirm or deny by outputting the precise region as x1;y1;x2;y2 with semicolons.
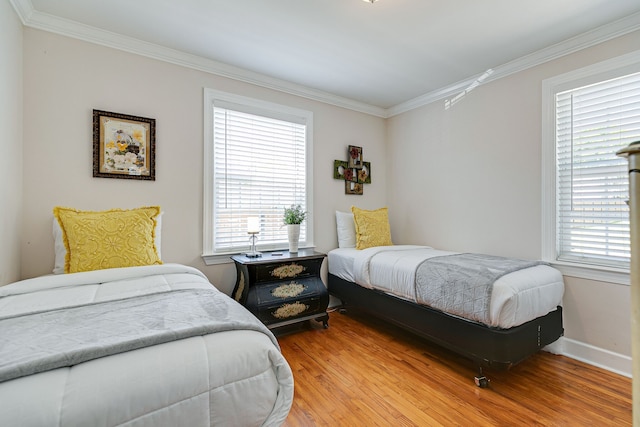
328;274;564;385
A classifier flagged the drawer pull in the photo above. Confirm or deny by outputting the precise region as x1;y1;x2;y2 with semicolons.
272;302;309;319
271;282;306;298
270;263;306;279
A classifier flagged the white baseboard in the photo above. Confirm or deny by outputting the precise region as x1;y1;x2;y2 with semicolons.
544;337;632;378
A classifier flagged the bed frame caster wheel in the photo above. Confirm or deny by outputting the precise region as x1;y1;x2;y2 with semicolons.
474;375;489;388
474;368;490;388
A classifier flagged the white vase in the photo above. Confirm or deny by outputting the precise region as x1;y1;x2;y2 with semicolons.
287;224;300;253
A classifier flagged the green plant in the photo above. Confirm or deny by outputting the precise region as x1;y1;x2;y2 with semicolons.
283;204;307;225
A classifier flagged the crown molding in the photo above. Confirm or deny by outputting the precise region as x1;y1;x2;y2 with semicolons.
12;0;387;118
11;0;640;119
388;12;640;117
9;0;32;24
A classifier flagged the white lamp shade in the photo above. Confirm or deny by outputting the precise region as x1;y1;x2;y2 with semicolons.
247;217;260;233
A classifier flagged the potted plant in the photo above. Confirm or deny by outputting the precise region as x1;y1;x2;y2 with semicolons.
283;204;306;253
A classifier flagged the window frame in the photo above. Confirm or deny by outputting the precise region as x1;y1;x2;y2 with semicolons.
202;88;314;265
541;50;640;285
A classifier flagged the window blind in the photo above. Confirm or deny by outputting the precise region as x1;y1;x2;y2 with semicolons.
555;71;640;268
212;106;308;253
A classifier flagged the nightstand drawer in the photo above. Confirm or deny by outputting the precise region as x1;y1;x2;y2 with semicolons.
256;297;323;325
254;258;322;283
254;277;323;306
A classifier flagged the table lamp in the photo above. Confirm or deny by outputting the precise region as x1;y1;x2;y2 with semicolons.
246;217;262;257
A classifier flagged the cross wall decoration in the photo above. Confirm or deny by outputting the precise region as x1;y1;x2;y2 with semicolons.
333;145;371;195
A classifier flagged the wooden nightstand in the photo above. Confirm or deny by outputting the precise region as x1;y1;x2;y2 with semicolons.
231;249;329;329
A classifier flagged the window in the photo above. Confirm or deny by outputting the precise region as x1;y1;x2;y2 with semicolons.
203;89;313;263
542;52;640;283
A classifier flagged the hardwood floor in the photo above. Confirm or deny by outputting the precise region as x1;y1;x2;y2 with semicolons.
276;310;631;426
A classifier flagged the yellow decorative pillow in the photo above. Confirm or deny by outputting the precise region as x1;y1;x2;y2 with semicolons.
53;206;162;273
351;206;393;250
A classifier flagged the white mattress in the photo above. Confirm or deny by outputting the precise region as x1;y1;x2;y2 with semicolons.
0;264;293;426
328;246;564;329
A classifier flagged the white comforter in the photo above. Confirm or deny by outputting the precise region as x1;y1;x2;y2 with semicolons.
0;264;293;427
328;246;565;328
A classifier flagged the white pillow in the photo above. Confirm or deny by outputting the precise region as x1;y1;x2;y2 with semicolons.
52;211;163;274
336;211;356;248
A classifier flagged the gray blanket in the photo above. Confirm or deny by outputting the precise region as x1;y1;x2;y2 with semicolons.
415;253;546;326
0;289;277;383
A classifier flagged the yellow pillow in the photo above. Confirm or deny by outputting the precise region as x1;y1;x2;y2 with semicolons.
351;206;393;250
53;206;162;273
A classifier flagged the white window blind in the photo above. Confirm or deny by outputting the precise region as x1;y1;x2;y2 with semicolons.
555;71;640;269
203;90;313;258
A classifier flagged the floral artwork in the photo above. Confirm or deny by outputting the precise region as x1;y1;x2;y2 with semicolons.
345;181;363;195
272;302;309;319
271;282;306;298
93;110;156;180
233;272;245;302
348;145;363;168
270;263;306;279
334;146;371;194
104;123;146;173
359;162;371;184
344;167;358;183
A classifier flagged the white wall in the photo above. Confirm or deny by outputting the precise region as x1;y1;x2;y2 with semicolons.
20;28;387;295
0;0;23;286
387;30;640;364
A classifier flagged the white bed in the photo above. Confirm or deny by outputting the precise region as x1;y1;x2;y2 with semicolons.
329;245;564;329
0;264;293;427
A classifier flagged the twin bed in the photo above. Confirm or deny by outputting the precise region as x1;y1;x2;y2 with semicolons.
0;264;293;426
328;209;565;385
0;206;293;426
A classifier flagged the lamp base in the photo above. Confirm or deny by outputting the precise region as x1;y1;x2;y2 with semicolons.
246;232;261;257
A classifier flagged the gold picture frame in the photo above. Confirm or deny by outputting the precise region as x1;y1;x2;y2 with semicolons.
93;109;156;180
358;162;372;184
345;181;363;195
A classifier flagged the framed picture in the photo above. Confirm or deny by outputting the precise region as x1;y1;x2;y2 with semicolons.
358;162;372;184
333;160;348;179
348;145;363;169
93;109;156;180
345;181;363;195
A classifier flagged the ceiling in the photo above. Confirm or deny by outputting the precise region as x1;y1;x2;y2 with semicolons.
15;0;640;115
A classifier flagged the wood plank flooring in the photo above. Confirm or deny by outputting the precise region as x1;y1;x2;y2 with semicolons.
276;310;631;426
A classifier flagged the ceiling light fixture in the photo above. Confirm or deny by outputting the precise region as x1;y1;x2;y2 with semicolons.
362;0;378;3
